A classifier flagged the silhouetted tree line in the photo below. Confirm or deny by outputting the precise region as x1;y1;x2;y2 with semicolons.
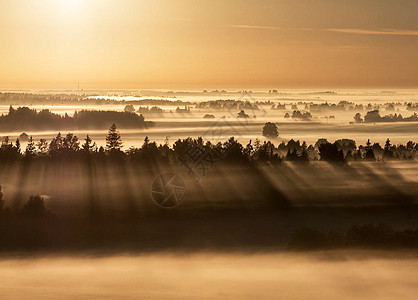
1;92;415;113
310;101;414;113
406;102;418;111
0;124;416;165
0;92;83;105
195;99;268;110
0;92;192;106
310;101;363;112
0;106;152;130
291;110;312;120
355;110;418;123
136;106;164;115
287;224;418;250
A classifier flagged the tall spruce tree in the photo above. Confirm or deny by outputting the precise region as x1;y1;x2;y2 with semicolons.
106;123;123;151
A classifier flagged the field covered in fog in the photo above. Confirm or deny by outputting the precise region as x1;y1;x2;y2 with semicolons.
1;251;417;300
1;89;417;147
0;89;417;253
0;89;417;299
2;0;418;297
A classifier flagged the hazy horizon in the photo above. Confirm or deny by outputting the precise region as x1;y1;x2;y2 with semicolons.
1;0;417;89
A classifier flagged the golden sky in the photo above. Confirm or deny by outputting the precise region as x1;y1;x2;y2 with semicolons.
1;0;417;89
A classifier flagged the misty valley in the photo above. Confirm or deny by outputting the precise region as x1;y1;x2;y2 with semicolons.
2;0;418;298
0;90;417;299
0;90;417;249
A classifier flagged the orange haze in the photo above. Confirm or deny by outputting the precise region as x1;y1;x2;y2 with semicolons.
1;0;417;89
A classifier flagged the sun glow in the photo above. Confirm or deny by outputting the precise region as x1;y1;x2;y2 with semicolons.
58;0;84;12
1;0;417;89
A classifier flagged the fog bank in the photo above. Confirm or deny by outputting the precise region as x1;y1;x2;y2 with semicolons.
0;251;417;300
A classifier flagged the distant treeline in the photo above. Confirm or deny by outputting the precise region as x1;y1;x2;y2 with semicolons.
2;92;417;113
0;106;153;130
275;101;418;113
287;224;418;250
285;110;312;120
0;124;416;164
0;92;82;105
0;92;191;106
195;99;269;110
354;110;418;123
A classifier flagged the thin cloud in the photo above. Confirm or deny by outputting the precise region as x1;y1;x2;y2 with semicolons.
325;28;418;36
229;24;279;30
229;24;418;37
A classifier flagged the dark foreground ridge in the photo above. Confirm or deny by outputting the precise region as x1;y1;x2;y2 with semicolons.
0;205;417;254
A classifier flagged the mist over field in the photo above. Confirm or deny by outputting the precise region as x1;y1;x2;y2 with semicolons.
1;251;418;300
1;0;418;298
1;89;418;146
0;89;417;299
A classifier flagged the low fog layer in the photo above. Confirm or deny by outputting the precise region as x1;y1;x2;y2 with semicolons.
1;90;417;148
0;251;417;300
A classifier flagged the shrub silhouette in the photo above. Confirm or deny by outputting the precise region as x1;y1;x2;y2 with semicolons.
0;133;415;165
22;195;47;218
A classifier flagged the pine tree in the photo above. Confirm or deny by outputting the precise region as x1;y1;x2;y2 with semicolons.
63;133;79;152
49;133;63;156
383;138;393;159
364;139;375;160
106;123;123;151
15;138;21;153
25;136;36;156
299;150;309;162
244;139;253;156
384;138;392;150
82;135;96;152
